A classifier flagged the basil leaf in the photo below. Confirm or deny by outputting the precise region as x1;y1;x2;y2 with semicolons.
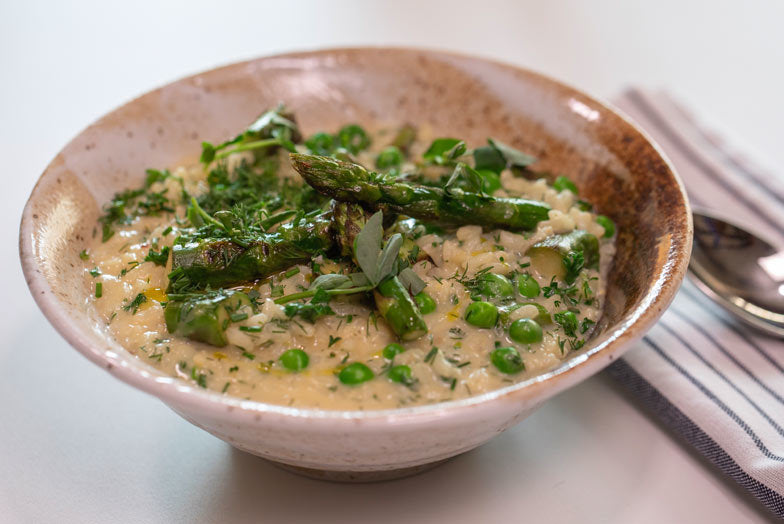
477;169;501;194
398;267;426;296
488;138;536;168
248;107;298;135
349;272;371;287
423;138;466;165
473;146;506;173
376;234;403;282
445;163;485;195
309;274;352;291
354;211;384;284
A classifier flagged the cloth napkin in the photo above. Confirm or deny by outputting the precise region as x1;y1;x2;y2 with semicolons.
606;89;784;518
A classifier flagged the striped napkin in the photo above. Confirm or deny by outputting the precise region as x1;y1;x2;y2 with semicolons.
606;89;784;518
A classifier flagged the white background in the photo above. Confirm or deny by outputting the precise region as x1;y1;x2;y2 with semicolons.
2;1;782;522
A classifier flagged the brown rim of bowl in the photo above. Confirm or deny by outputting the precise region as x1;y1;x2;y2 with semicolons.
19;46;692;422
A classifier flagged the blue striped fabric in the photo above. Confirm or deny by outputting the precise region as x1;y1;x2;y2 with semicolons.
607;89;784;518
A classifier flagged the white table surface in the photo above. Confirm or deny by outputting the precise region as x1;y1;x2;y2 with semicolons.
2;1;782;522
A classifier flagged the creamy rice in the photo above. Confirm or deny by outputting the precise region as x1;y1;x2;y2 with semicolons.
81;128;615;410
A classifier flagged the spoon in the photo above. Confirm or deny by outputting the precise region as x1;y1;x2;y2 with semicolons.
688;209;784;338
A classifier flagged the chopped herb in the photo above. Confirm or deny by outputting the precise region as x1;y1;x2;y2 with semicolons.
229;366;239;372
79;249;89;261
284;267;301;278
222;382;230;393
161;226;173;236
191;367;207;388
554;311;578;337
424;347;439;364
580;318;596;334
118;260;140;278
95;282;103;298
89;267;101;278
439;376;458;390
328;335;342;347
144;246;170;266
448;327;465;339
562;250;585;284
239;325;262;333
148;347;165;362
99;182;177;242
122;293;147;314
284;301;334;323
230;312;248;322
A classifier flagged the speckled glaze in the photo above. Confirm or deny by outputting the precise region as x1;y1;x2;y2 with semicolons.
19;48;691;479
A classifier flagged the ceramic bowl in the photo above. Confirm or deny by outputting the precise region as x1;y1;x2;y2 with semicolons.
19;47;691;481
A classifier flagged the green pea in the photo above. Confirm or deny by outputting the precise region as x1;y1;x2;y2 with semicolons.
388;365;414;385
491;346;525;374
338;362;374;385
464;301;498;328
476;273;514;298
553;175;578;194
337;124;370;154
304;132;335;156
376;146;403;170
414;292;437;314
509;318;543;344
517;273;540;298
382;342;405;360
596;215;615;238
477;169;502;194
279;348;309;372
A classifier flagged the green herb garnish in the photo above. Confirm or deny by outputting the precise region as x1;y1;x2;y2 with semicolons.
123;293;147;314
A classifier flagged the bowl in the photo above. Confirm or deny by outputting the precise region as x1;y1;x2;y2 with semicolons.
19;47;691;481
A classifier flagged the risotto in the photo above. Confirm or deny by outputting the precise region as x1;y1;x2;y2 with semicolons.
80;106;616;410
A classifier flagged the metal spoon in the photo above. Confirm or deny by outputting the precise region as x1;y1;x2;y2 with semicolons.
689;209;784;338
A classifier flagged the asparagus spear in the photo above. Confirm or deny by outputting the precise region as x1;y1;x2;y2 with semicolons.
374;276;428;341
169;213;333;291
170;194;428;340
332;204;428;340
164;290;252;347
387;217;430;265
330;201;367;258
290;154;551;230
526;230;599;283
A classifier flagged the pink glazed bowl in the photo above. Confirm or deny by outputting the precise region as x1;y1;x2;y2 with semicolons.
19;48;691;481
